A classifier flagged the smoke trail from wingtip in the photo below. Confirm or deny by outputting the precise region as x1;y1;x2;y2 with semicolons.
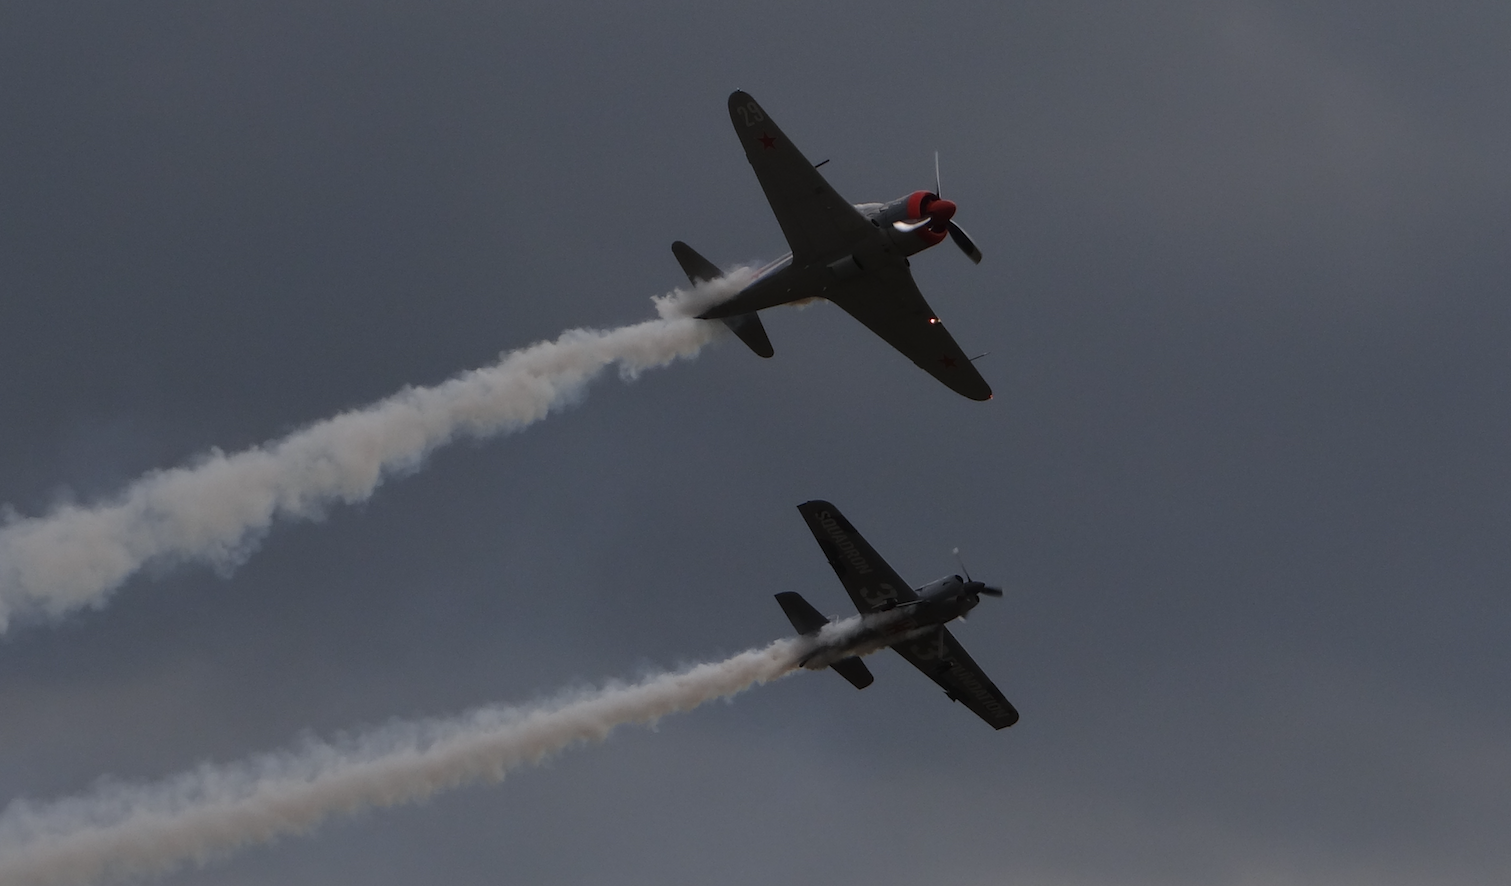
0;271;753;632
0;635;805;886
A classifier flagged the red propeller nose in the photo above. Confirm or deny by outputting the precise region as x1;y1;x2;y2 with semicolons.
927;198;957;229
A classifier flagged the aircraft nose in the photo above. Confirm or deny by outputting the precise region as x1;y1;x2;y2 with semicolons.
927;199;957;228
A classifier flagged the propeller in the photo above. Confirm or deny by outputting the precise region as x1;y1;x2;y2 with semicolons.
953;548;1005;600
934;153;983;264
953;547;971;580
947;220;982;264
960;580;1004;620
890;154;983;264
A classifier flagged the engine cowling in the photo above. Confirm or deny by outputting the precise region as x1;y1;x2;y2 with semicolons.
902;191;950;246
876;191;951;254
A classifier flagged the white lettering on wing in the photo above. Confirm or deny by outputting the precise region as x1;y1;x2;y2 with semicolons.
818;511;902;609
947;661;1008;719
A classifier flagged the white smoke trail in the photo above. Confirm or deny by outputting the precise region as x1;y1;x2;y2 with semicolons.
0;271;752;632
0;634;806;886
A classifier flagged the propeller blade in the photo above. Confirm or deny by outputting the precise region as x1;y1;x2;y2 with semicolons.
979;585;1004;597
893;218;933;233
952;547;972;582
934;150;942;198
947;220;983;264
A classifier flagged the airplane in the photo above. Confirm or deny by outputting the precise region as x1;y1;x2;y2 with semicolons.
776;500;1019;729
672;90;993;401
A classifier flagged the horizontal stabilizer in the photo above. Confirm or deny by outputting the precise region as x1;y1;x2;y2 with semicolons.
721;312;774;358
775;591;828;636
830;656;875;690
671;240;774;358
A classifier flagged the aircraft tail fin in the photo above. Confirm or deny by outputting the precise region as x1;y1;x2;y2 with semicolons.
671;240;722;283
775;591;828;636
831;656;875;689
671;241;774;358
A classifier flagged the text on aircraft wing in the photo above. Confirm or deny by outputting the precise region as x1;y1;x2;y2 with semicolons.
728;91;876;264
892;626;1019;729
797;500;917;614
826;264;992;401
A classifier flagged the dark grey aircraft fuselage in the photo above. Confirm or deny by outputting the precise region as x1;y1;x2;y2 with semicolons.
702;194;947;319
798;574;986;670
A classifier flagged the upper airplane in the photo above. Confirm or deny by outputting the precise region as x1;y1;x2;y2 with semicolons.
776;500;1019;729
673;90;993;401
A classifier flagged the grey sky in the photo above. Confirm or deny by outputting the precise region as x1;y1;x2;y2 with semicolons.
2;2;1508;884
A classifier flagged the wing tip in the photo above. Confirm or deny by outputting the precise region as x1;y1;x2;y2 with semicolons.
798;498;838;513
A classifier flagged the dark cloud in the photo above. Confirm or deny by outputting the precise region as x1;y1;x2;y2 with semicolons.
2;2;1507;883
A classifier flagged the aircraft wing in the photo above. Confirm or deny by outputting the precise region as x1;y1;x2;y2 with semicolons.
797;500;918;614
728;91;876;264
892;626;1019;729
827;264;993;401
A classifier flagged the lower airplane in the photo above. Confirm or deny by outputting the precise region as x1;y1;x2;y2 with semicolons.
673;90;994;401
777;500;1019;729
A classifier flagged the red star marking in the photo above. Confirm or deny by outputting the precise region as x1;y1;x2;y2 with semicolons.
939;356;958;369
757;132;776;149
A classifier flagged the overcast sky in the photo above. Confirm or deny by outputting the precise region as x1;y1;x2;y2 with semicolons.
2;2;1508;884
